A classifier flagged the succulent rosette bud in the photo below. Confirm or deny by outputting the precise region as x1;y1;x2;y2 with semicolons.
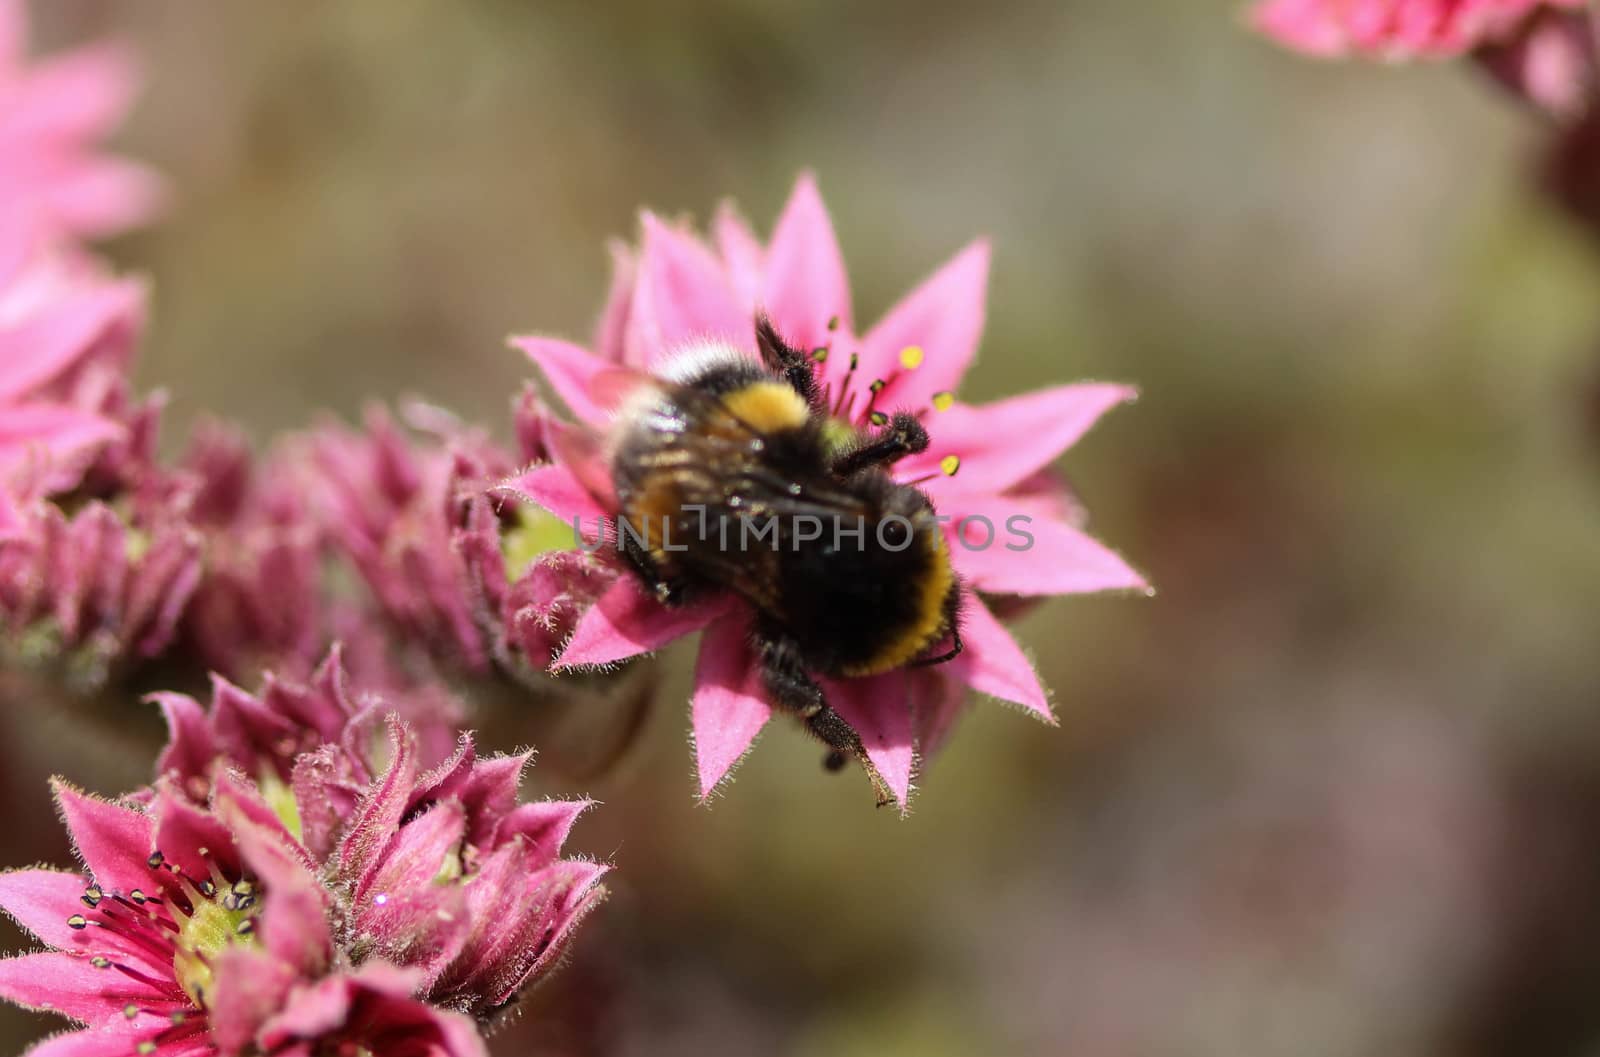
295;398;618;685
170;423;327;682
149;648;464;807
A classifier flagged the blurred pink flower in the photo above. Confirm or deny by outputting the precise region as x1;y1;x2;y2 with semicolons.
0;221;145;499
172;421;328;680
0;490;201;682
0;0;161;239
1477;8;1597;118
510;173;1146;809
0;778;485;1057
1249;0;1586;60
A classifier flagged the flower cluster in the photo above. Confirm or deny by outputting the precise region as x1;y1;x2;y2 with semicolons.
0;6;609;1052
0;0;1154;1047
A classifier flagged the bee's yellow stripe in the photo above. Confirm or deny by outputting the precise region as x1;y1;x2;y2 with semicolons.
721;382;809;433
842;530;955;677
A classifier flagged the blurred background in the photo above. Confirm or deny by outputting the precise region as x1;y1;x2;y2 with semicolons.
9;1;1600;1055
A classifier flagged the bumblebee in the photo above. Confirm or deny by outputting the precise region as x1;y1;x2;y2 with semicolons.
608;316;962;795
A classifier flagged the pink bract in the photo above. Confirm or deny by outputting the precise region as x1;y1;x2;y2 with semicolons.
510;173;1147;810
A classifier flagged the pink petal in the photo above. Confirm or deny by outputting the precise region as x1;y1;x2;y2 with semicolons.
217;786;332;977
1;44;138;142
690;612;772;797
543;417;621;511
554;575;727;671
0;402;121;480
208;946;300;1055
492;861;608;1003
24;1028;156;1057
351;885;471;995
37;160;165;240
1250;0;1352;56
0;278;143;403
495;799;594;866
905;383;1138;500
712;200;765;309
0;951;159;1025
364;800;466;898
592;239;636;366
149;692;217;796
512;336;611;426
52;781;154;895
824;671;916;809
860;239;989;411
0;869;100;951
151;787;243;884
908;666;969;761
940;497;1148;596
759;172;852;352
258;974;358;1045
332;718;417;890
951;592;1052;721
0;0;23;68
629;212;747;369
494;463;608;524
0;488;19;539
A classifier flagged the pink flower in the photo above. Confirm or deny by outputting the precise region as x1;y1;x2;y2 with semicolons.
150;665;606;1022
0;219;146;499
0;0;161;240
0;778;485;1056
510;173;1147;809
0;700;606;1054
1249;0;1586;60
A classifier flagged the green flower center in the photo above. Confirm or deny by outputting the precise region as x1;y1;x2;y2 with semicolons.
501;505;578;580
171;876;261;1007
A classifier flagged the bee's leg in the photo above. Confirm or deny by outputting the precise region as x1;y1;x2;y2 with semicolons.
755;629;893;806
831;411;929;477
755;314;821;408
618;530;692;607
